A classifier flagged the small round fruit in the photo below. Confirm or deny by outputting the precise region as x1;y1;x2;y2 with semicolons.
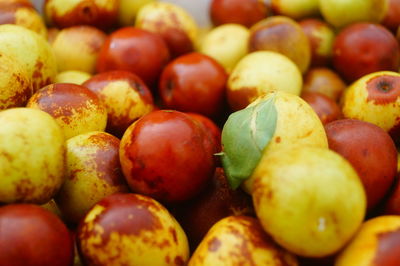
301;92;342;125
77;193;189;266
271;0;319;19
382;0;400;32
54;70;92;84
384;178;400;215
227;51;302;111
209;0;268;28
56;131;129;224
135;2;198;57
119;110;216;203
118;0;155;26
249;16;311;73
83;71;154;137
159;52;227;118
189;216;298;266
325;119;397;210
252;146;366;257
0;108;65;204
199;23;249;73
96;27;170;87
333;23;399;83
335;216;400;265
0;204;74;266
27;83;107;139
51;25;107;74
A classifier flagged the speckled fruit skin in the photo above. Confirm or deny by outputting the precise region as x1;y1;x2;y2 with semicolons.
325;119;397;211
0;204;74;266
189;216;298;266
54;70;91;84
0;0;47;37
27;83;107;139
252;147;366;258
340;71;400;141
51;25;107;74
0;24;57;92
271;0;319;19
77;193;189;266
335;215;400;266
0;108;65;204
301;92;342;125
159;53;227;118
97;27;170;88
210;0;268;28
135;2;198;58
227;51;303;111
82;70;154;137
44;0;119;30
56;131;129;224
249;16;311;73
333;23;399;83
119;110;216;203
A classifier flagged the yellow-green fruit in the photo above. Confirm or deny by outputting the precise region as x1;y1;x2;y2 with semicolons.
335;215;400;266
0;53;32;110
118;0;155;26
227;51;303;111
77;193;190;266
0;108;65;204
252;146;366;257
271;0;319;19
242;90;328;193
51;26;107;74
199;23;249;73
56;131;129;224
320;0;388;28
189;216;298;266
55;70;92;84
0;24;57;92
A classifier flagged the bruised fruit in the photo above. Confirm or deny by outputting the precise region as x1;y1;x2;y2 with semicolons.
56;131;129;224
27;83;107;139
119;110;216;203
252;146;366;257
0;204;74;266
77;193;189;266
189;216;298;266
0;108;65;204
301;92;342;125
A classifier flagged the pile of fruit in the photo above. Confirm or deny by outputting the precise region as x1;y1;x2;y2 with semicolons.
1;0;400;265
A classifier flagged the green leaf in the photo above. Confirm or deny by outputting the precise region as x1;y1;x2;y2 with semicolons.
220;96;278;189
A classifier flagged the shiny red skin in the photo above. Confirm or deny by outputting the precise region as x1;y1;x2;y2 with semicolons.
382;0;400;32
333;23;400;83
301;91;342;125
96;27;170;88
325;119;398;210
0;204;74;266
120;110;216;203
209;0;268;27
159;53;227;118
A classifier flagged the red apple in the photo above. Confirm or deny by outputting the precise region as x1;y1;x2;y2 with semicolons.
325;119;398;210
333;23;400;83
119;110;216;203
96;27;170;88
382;0;400;32
209;0;268;27
159;52;227;118
0;204;74;266
301;91;342;125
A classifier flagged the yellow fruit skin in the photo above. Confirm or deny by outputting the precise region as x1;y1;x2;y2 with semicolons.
335;215;400;266
118;0;155;26
55;70;92;84
199;23;249;73
78;193;190;266
0;108;65;204
189;216;298;266
227;51;303;111
252;147;366;258
56;131;129;224
272;0;319;19
243;90;328;193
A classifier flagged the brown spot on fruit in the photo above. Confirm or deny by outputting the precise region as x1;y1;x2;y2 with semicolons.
275;136;281;143
227;86;258;111
174;256;185;266
367;75;400;105
207;237;221;252
373;227;400;265
170;227;178;244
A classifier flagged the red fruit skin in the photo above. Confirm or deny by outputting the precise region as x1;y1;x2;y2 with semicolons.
384;175;400;215
0;204;74;266
159;53;227;118
119;110;216;203
210;0;268;27
301;91;342;125
325;119;398;210
333;23;400;83
382;0;400;32
96;27;170;88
